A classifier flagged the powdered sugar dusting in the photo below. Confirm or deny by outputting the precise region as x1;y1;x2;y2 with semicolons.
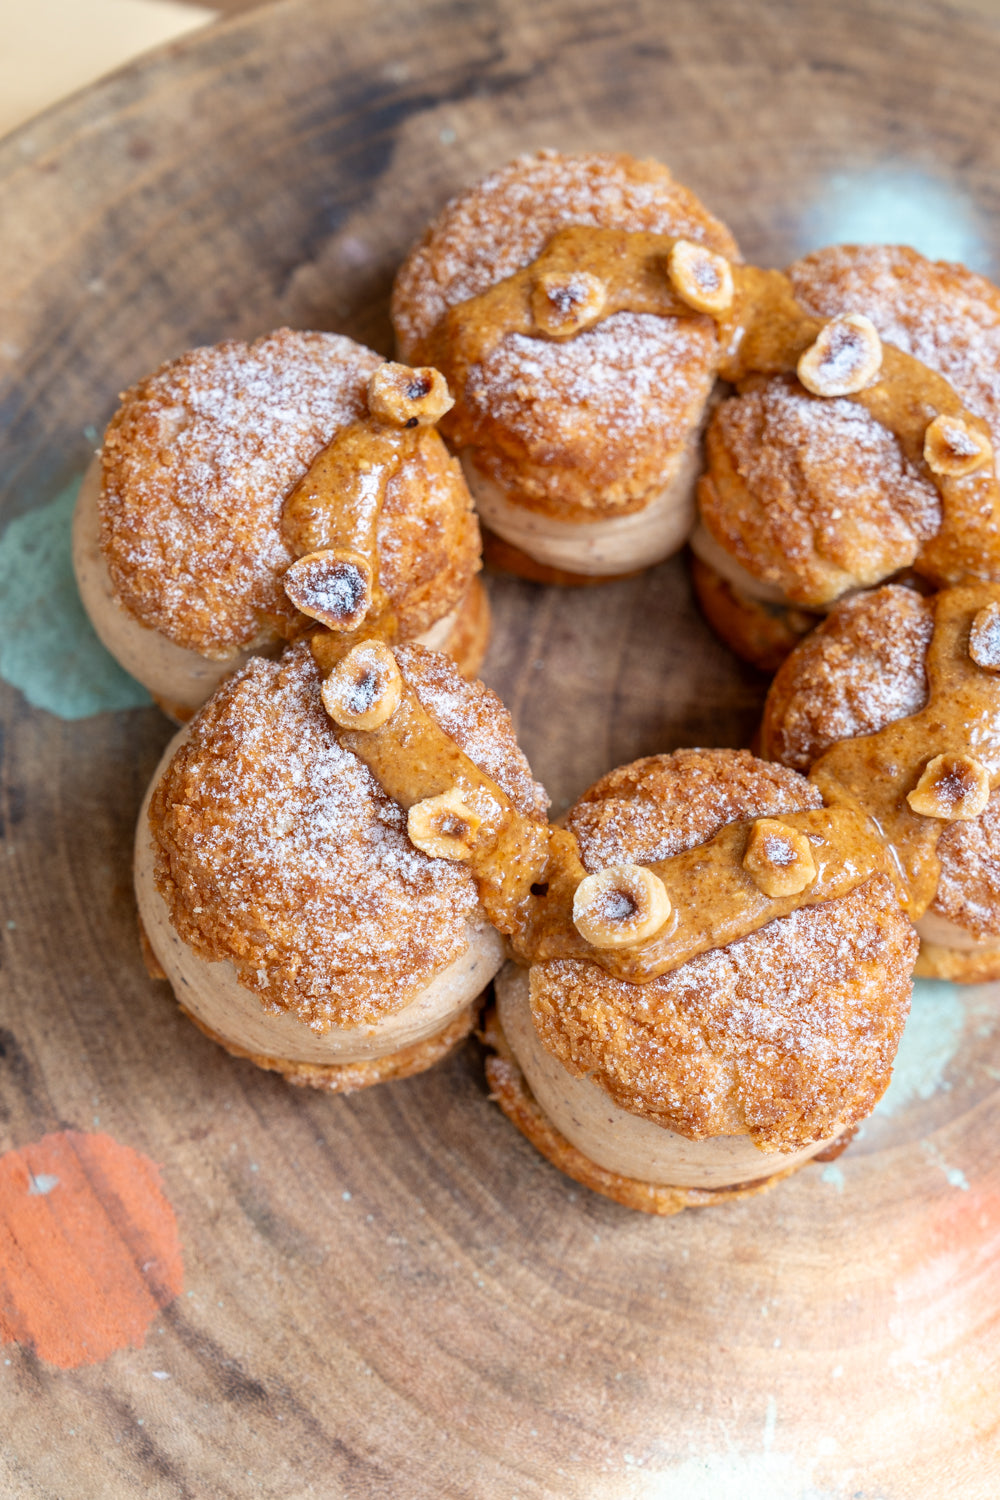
102;330;378;655
531;878;915;1152
152;642;547;1027
466;312;717;509
393;150;739;352
705;377;941;603
567;748;821;871
789;244;1000;448
540;746;916;1148
152;643;484;1029
765;585;934;773
935;792;1000;938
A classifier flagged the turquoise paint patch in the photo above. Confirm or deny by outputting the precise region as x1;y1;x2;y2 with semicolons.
0;479;151;718
820;1163;845;1192
876;979;964;1118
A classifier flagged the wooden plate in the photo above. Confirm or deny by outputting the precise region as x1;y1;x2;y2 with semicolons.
3;1;1000;1493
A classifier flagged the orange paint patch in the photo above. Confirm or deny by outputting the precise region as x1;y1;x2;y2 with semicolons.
0;1130;183;1368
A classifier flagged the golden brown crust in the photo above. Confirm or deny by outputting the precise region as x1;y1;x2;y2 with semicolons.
101;329;479;656
393;151;739;522
393;151;740;352
566;747;823;870
698;375;941;608
529;875;914;1153
689;553;819;672
544;748;916;1150
481;1006;800;1215
441;576;491;679
788;243;1000;451
149;641;547;1030
761;585;934;771
184;1000;478;1092
933;796;1000;939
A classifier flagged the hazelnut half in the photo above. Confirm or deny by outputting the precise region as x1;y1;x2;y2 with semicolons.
284;549;373;631
572;865;672;950
907;754;991;822
667;239;734;316
923;413;993;478
368;362;453;428
321;639;403;731
407;790;484;861
531;270;608;337
797;313;883;398
742;819;818;898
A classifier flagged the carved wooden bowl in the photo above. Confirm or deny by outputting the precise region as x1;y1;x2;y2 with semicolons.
2;1;999;1493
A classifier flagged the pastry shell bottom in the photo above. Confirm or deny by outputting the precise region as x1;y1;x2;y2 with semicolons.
181;990;477;1092
915;940;1000;984
690;554;819;673
481;1006;804;1217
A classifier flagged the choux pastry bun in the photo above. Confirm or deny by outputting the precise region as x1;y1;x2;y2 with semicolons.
75;329;486;719
692;244;1000;667
136;640;548;1089
392;150;740;581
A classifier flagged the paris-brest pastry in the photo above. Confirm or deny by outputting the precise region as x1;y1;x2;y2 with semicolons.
392;150;740;581
74;329;487;719
125;173;1000;1206
762;581;1000;982
690;244;1000;668
320;648;916;1213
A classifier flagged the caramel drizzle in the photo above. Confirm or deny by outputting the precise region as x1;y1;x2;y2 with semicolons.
278;363;454;669
808;581;1000;918
416;225;1000;584
334;667;892;983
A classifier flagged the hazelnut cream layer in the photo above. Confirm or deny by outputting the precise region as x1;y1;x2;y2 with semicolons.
136;729;505;1066
496;966;838;1188
462;432;703;576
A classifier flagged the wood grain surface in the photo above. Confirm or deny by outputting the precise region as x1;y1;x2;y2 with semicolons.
3;1;1000;1495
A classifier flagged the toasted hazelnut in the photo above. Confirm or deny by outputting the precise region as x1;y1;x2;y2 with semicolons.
408;790;484;861
667;239;734;316
321;640;402;730
572;865;672;950
367;362;454;428
907;753;991;821
284;550;373;631
531;270;608;337
797;313;883;398
970;602;1000;671
743;819;817;898
923;413;993;477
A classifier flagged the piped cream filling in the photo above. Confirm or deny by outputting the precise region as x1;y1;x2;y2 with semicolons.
689;520;801;607
916;907;1000;954
74;457;466;719
496;964;839;1189
136;729;505;1066
462;434;702;576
